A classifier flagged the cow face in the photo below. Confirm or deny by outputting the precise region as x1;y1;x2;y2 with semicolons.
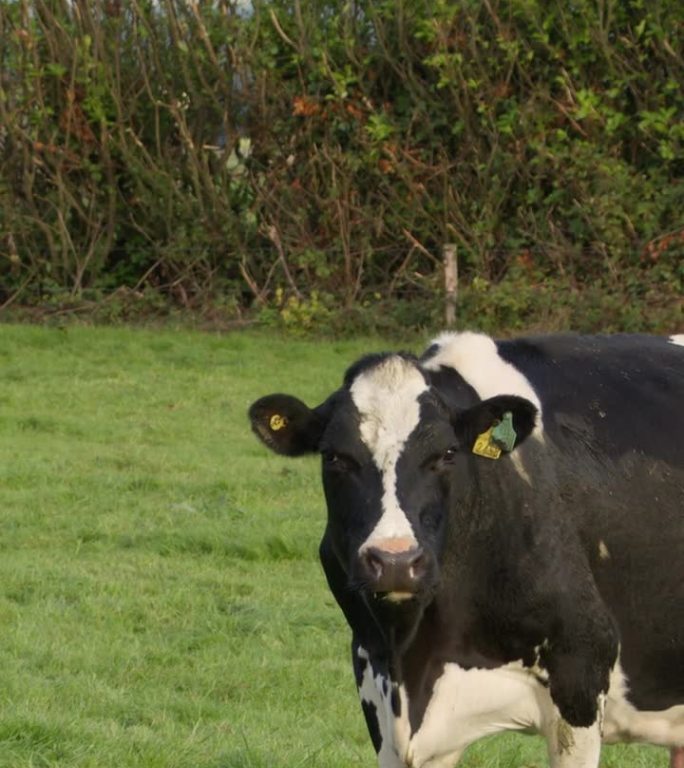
249;354;537;638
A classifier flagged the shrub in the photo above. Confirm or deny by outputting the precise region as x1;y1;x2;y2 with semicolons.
0;1;681;333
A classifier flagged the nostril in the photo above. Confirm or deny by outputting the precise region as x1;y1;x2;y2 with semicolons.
364;548;385;579
408;549;426;581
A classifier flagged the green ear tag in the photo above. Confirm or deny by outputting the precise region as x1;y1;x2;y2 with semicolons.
491;411;517;452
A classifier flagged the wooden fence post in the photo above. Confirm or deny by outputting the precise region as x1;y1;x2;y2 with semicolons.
443;243;458;328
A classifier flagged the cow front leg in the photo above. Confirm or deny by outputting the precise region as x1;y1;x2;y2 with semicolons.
544;718;602;768
671;747;684;768
377;751;406;768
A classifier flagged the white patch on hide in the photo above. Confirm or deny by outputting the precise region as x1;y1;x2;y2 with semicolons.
357;646;411;767
355;651;684;767
603;660;684;747
670;334;684;347
406;660;547;766
510;451;533;485
423;331;544;434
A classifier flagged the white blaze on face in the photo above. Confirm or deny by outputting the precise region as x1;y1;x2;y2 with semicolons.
350;356;428;553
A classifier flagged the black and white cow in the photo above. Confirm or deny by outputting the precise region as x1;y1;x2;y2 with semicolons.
249;332;684;768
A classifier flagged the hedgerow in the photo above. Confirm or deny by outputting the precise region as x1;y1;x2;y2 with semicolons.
0;1;682;331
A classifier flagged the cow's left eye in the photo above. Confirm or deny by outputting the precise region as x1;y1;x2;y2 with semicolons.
425;446;458;471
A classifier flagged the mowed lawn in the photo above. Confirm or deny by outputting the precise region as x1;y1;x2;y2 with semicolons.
0;324;668;768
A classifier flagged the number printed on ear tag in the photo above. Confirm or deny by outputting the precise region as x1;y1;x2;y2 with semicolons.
472;427;502;460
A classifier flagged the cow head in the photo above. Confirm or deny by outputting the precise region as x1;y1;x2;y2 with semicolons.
249;353;537;645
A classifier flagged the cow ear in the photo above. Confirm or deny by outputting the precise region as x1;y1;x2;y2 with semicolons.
453;395;538;457
248;393;326;456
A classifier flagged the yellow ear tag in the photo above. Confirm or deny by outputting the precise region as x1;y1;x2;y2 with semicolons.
269;414;288;432
472;426;502;460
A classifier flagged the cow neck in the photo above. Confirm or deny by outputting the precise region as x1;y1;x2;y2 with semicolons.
383;593;505;736
381;604;442;736
386;449;552;734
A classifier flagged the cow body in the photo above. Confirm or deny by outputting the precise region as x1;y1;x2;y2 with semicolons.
249;332;684;767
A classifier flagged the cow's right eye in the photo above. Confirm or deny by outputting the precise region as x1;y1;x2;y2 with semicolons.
322;451;358;472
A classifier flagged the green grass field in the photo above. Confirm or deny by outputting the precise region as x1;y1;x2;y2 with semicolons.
0;324;668;767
